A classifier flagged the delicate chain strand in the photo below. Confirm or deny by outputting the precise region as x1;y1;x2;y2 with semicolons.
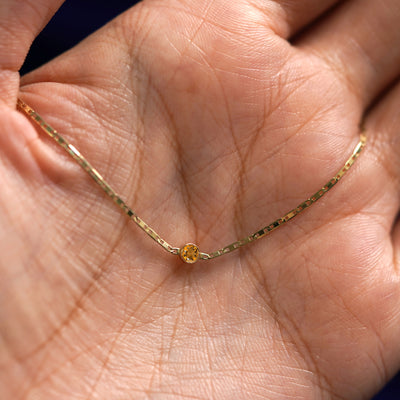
17;98;366;263
17;99;180;256
201;133;366;260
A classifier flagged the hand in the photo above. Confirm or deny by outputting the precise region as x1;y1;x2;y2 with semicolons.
1;1;400;398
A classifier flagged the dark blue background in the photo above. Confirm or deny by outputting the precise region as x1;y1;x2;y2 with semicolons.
21;1;400;399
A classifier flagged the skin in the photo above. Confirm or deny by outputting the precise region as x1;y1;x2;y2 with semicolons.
0;0;400;398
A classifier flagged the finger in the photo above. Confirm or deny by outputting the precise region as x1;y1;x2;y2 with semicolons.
166;0;342;38
360;80;400;384
247;0;342;37
297;0;400;108
364;79;400;256
0;0;64;105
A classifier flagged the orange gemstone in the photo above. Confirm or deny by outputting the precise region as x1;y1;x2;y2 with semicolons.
179;243;200;264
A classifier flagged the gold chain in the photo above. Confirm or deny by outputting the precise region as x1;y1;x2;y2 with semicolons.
17;98;366;264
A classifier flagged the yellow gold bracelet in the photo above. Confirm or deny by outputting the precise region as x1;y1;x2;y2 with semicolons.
17;98;366;264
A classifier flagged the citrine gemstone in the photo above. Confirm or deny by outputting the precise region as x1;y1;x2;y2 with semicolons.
179;243;200;264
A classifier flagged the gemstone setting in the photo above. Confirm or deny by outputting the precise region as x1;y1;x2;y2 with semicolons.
179;243;200;264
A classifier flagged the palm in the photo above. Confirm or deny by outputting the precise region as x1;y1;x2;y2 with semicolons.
1;1;400;399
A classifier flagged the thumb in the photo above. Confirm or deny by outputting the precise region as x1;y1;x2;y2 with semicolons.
0;0;64;105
